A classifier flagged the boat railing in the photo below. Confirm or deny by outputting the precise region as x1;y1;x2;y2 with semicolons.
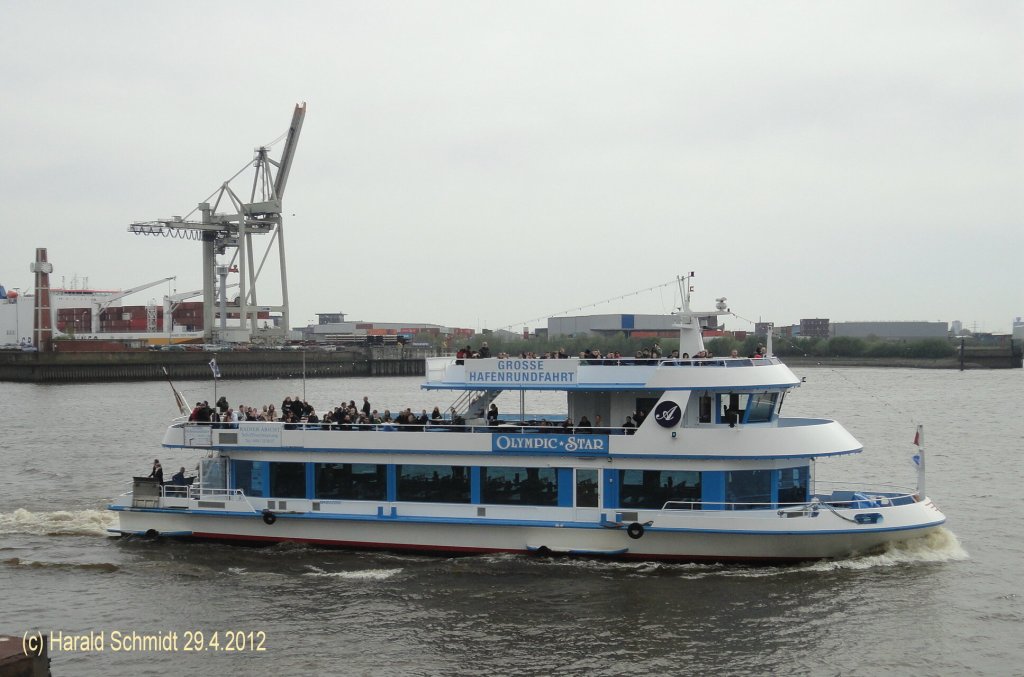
174;420;639;435
658;483;919;512
441;356;781;367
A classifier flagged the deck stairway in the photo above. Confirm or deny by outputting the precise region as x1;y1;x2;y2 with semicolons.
449;389;502;422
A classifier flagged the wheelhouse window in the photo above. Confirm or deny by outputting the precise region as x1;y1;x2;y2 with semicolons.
698;395;713;423
315;463;386;501
721;393;742;426
232;460;264;497
746;393;778;423
778;467;809;506
269;462;306;499
726;469;772;510
481;467;558;506
618;470;701;510
397;464;470;503
576;469;599;508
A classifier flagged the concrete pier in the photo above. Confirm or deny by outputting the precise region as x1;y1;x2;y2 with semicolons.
0;634;50;677
0;348;426;383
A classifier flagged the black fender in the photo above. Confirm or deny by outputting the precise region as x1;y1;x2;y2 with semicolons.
626;522;645;539
262;510;277;525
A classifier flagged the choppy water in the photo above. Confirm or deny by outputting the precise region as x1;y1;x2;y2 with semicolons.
0;368;1020;676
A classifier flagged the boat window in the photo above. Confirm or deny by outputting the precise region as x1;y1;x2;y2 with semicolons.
315;463;386;501
778;467;809;506
746;393;778;423
721;393;742;426
397;464;471;503
576;469;599;508
232;460;264;497
636;397;659;423
618;470;701;510
481;467;558;506
269;462;306;499
201;458;226;490
698;395;712;423
725;470;772;510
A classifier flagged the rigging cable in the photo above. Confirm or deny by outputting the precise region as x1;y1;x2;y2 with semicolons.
497;277;680;332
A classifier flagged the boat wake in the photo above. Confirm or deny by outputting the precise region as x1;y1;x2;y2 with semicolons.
0;508;117;537
673;527;970;578
504;528;969;578
1;556;119;573
302;565;403;580
803;527;969;572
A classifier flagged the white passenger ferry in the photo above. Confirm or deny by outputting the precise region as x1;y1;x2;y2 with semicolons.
108;287;946;562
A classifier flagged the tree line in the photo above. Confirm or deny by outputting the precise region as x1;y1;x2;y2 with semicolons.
441;333;957;360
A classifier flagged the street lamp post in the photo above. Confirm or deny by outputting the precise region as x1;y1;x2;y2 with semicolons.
12;288;20;345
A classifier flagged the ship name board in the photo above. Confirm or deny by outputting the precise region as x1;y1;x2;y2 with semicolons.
466;359;577;384
237;422;283;447
492;434;607;453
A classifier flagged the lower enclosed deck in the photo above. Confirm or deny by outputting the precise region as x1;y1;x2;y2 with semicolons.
111;461;945;561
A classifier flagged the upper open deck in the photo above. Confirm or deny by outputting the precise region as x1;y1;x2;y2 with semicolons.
423;356;802;392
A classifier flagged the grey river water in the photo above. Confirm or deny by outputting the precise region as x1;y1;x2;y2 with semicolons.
1;368;1021;676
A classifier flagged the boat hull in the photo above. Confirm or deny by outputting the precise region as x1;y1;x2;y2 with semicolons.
111;502;946;563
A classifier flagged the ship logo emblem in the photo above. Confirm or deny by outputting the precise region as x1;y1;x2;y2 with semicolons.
654;401;681;428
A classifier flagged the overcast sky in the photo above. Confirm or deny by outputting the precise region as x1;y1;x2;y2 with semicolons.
2;1;1021;334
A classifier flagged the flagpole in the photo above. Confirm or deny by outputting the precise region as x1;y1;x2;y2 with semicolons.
915;424;926;500
210;357;220;415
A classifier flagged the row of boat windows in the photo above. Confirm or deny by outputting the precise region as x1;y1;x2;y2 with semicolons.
230;461;810;510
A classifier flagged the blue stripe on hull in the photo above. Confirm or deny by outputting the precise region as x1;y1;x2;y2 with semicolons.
108;504;945;537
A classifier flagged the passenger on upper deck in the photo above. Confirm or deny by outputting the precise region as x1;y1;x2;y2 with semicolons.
478;342;491;358
171;466;187;485
487;404;499;426
622;416;636;434
149;459;163;484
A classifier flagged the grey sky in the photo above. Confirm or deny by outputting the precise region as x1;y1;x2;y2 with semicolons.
2;1;1021;334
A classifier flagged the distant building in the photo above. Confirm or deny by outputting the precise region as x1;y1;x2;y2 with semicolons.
300;318;473;345
831;321;948;340
799;318;830;338
547;314;679;339
1013;317;1024;341
951;320;963;336
317;312;346;324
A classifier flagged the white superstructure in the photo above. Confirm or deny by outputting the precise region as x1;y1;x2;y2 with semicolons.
108;287;946;562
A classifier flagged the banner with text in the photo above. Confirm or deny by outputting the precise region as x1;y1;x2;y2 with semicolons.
491;433;608;454
466;358;578;385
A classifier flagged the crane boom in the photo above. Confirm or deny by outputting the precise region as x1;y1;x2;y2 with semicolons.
273;103;306;201
91;276;175;333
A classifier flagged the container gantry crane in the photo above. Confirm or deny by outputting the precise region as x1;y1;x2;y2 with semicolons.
128;103;306;343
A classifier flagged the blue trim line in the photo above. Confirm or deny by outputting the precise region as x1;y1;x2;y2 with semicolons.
421;382;799;392
106;504;946;536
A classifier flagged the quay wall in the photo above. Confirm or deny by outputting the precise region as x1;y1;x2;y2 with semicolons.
0;349;426;383
781;347;1022;370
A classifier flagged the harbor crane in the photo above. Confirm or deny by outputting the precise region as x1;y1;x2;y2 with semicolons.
91;276;175;336
127;103;306;343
